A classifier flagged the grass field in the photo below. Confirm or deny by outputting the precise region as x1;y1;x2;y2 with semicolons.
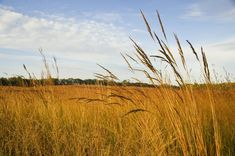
0;11;235;156
0;84;234;155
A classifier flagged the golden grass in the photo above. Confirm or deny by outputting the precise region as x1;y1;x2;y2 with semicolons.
0;84;234;155
1;10;235;156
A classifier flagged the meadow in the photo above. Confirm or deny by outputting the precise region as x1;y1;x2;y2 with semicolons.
0;11;235;156
0;84;234;155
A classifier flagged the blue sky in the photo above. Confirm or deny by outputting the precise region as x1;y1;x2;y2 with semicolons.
0;0;235;82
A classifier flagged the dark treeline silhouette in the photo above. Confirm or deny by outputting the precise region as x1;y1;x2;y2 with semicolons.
1;77;233;89
0;76;153;87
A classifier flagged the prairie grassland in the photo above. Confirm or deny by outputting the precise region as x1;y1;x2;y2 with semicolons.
1;11;235;156
0;84;234;155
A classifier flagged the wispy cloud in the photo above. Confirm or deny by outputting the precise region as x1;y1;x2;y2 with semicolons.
0;6;131;63
201;38;235;76
83;12;123;23
181;0;235;22
182;4;204;19
210;38;235;52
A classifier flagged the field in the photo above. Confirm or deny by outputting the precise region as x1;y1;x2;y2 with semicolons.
0;84;235;155
1;10;235;156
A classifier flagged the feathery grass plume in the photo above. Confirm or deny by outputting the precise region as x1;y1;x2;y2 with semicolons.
174;33;186;69
223;67;232;82
161;40;176;64
38;48;53;87
122;108;149;117
83;98;106;104
169;65;184;86
150;54;170;64
140;10;154;41
152;33;179;82
125;53;139;64
97;63;119;80
53;56;59;79
150;52;184;86
133;68;160;84
153;32;167;54
158;48;175;65
94;73;113;81
201;47;211;82
121;53;133;71
129;37;158;75
107;93;135;104
23;64;37;86
130;22;185;85
69;96;106;104
39;48;51;78
156;10;167;41
186;40;199;61
23;64;32;79
153;32;177;67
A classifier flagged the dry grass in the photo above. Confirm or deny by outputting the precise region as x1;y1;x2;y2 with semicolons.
0;85;234;155
0;11;235;156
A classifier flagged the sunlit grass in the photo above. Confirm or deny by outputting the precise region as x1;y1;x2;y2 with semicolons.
0;11;235;156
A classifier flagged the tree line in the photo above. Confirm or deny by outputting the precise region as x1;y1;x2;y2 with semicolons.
0;76;152;87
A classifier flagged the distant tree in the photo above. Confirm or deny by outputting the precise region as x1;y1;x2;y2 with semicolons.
0;78;9;86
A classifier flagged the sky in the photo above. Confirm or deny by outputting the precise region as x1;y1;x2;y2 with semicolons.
0;0;235;82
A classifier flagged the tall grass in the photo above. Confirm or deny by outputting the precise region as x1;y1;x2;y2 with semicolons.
0;11;235;156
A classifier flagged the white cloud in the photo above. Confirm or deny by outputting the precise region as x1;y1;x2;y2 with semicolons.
181;0;235;22
182;4;204;19
84;12;123;23
205;38;235;62
0;7;131;63
209;38;235;51
217;8;235;21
